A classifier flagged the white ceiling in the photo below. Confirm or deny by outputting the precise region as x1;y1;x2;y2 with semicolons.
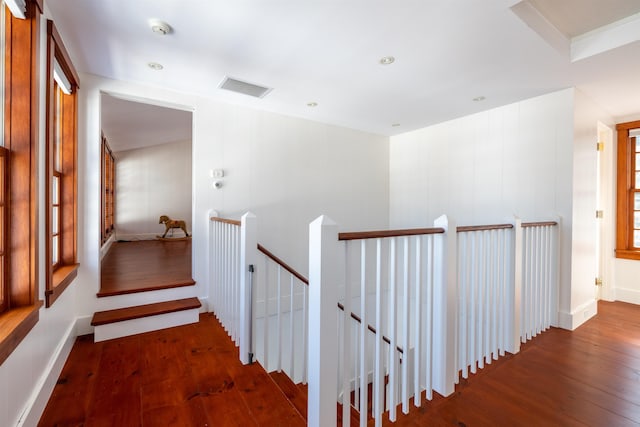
48;0;640;138
101;94;192;152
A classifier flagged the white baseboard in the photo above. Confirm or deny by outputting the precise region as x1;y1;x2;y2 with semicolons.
614;287;640;305
557;299;598;330
114;233;159;241
198;298;209;313
17;319;77;427
94;309;200;342
99;234;116;260
75;315;94;336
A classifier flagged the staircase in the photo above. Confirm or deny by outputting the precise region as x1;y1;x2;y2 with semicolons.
92;239;200;342
269;371;362;426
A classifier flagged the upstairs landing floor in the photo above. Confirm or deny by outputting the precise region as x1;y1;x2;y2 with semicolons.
39;301;640;426
99;239;194;297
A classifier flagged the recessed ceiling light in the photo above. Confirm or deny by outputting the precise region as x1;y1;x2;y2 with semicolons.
392;123;401;127
149;19;172;35
307;102;318;107
379;56;395;65
473;96;486;102
148;62;164;70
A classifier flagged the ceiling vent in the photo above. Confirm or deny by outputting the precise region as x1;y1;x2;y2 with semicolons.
218;76;272;98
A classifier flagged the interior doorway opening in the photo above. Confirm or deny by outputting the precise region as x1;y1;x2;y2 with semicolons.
99;93;194;295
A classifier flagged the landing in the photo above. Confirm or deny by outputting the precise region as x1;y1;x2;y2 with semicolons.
99;239;194;297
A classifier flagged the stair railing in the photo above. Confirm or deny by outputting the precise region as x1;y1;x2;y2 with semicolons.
308;215;457;427
253;244;310;384
210;212;257;365
520;220;560;342
455;217;560;381
210;211;560;427
308;215;561;427
456;222;516;380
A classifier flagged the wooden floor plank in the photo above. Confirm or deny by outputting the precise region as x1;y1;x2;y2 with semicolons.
99;240;194;297
91;297;201;326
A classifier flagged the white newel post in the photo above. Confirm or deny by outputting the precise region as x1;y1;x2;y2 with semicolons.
308;215;339;427
511;216;523;354
240;212;257;365
432;215;457;397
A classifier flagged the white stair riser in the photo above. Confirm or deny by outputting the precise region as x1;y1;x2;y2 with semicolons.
94;308;200;342
96;286;198;312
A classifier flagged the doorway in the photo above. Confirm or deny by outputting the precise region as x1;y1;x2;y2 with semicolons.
99;93;194;295
596;121;614;301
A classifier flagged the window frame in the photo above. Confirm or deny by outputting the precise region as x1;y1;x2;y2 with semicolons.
44;19;80;307
615;119;640;260
0;147;8;314
0;0;42;366
101;134;115;244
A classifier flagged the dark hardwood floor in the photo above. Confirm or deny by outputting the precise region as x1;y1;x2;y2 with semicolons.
39;301;640;426
39;313;305;426
99;240;195;297
387;301;640;427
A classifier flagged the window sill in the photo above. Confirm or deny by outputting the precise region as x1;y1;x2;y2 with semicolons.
46;263;79;307
0;301;43;366
615;250;640;261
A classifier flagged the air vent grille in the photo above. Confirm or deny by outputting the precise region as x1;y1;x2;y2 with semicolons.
218;77;272;98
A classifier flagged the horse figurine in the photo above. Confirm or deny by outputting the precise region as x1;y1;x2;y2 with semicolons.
158;215;190;238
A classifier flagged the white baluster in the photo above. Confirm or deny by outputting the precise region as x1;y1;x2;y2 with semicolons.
345;241;353;427
374;238;383;426
414;236;422;406
388;237;398;421
401;236;410;414
359;239;368;427
289;275;295;378
425;234;434;400
277;266;282;372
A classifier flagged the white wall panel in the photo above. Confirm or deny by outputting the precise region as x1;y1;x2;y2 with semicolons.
115;139;192;239
389;89;576;322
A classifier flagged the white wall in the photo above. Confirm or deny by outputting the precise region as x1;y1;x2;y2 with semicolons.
570;90;615;327
389;89;584;329
75;73;390;320
115;139;192;240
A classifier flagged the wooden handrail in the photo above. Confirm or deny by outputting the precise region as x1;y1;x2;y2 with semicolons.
210;216;241;226
257;243;403;354
257;244;309;285
457;223;513;233
522;221;558;228
337;302;403;354
339;227;445;241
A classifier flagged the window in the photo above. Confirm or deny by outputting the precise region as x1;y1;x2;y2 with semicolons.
45;19;79;307
0;0;42;365
0;148;7;314
616;120;640;260
101;134;115;243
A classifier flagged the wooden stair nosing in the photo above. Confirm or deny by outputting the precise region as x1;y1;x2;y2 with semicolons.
96;279;196;298
91;297;201;326
269;371;308;420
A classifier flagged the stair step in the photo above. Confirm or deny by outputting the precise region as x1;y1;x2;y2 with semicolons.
91;297;201;326
270;371;307;419
337;402;360;427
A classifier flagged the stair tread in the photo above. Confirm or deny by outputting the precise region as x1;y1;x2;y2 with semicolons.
270;371;308;419
91;297;201;326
